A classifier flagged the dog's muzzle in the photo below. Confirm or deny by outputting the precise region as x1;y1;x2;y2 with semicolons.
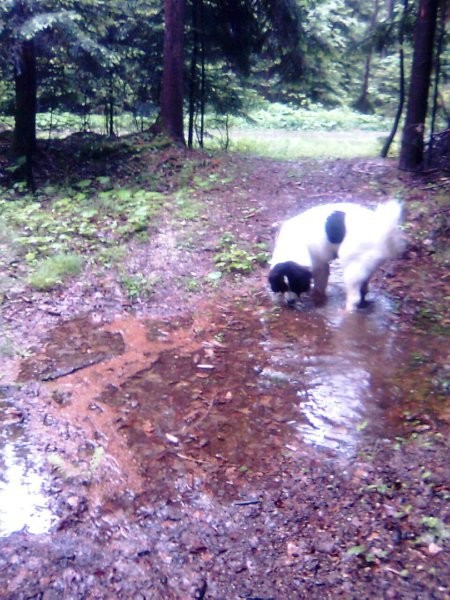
285;291;298;306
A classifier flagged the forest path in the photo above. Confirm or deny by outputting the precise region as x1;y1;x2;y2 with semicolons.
0;154;448;598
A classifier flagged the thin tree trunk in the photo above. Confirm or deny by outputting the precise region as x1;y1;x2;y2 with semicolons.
108;72;114;137
199;3;205;148
399;0;439;170
160;0;186;144
13;39;37;190
425;0;446;167
354;0;380;114
188;0;199;148
381;0;408;158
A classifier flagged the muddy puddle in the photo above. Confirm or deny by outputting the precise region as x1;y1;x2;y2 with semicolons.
2;275;449;537
0;397;55;537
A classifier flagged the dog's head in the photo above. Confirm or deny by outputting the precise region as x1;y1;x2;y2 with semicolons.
268;261;312;305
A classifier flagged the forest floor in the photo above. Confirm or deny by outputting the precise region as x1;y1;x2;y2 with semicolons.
0;136;449;599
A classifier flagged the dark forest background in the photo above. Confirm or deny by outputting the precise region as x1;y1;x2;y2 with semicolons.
0;0;448;187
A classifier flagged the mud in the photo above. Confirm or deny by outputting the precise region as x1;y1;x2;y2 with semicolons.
1;288;449;598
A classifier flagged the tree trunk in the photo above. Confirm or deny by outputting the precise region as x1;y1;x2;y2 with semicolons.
13;39;37;189
425;0;446;167
353;0;380;115
187;0;200;148
399;0;439;170
381;0;408;158
160;0;186;144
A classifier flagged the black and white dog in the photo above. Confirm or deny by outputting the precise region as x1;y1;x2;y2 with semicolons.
268;200;404;311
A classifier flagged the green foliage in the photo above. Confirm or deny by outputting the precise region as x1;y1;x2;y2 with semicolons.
0;218;20;266
0;182;165;264
415;516;450;546
232;101;389;131
28;252;83;290
1;0;447;153
214;233;268;274
119;271;158;300
173;192;202;221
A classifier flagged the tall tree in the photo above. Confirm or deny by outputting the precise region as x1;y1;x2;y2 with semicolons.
160;0;186;143
6;1;37;189
399;0;439;170
1;0;116;185
381;0;409;158
353;0;380;114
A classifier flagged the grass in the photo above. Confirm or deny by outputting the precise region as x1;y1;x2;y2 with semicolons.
213;129;392;160
119;271;158;300
232;102;389;131
28;253;84;290
202;102;397;159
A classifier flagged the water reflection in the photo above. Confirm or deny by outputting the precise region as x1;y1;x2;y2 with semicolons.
261;282;402;452
0;405;55;537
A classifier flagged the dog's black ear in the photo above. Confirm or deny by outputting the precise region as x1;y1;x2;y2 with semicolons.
268;264;289;293
325;210;346;244
286;262;312;295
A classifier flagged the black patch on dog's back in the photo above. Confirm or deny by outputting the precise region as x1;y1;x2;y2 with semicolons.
325;210;346;244
268;261;312;296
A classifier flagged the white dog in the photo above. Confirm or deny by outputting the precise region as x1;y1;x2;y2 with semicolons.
268;200;404;311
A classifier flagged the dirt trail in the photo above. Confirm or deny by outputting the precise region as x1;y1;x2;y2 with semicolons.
0;154;449;599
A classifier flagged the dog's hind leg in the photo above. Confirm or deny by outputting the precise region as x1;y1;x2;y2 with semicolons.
343;265;365;311
358;279;370;308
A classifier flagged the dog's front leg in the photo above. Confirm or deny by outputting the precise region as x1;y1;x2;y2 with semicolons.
311;263;329;305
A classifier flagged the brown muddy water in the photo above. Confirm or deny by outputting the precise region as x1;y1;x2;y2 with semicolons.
1;272;448;540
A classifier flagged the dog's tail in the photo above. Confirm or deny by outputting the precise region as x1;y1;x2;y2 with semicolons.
373;199;405;259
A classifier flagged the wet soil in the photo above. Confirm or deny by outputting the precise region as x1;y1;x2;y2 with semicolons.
0;148;449;599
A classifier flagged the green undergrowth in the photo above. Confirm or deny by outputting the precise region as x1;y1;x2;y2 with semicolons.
213;232;269;274
0;177;167;290
29;253;84;290
0;150;240;295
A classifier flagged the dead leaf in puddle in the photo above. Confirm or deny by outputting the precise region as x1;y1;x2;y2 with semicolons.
259;395;273;407
173;380;190;390
142;420;155;435
427;543;442;556
195;372;210;379
203;348;215;359
183;408;202;423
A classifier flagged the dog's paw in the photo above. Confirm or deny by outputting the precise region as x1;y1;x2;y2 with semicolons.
312;289;327;306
